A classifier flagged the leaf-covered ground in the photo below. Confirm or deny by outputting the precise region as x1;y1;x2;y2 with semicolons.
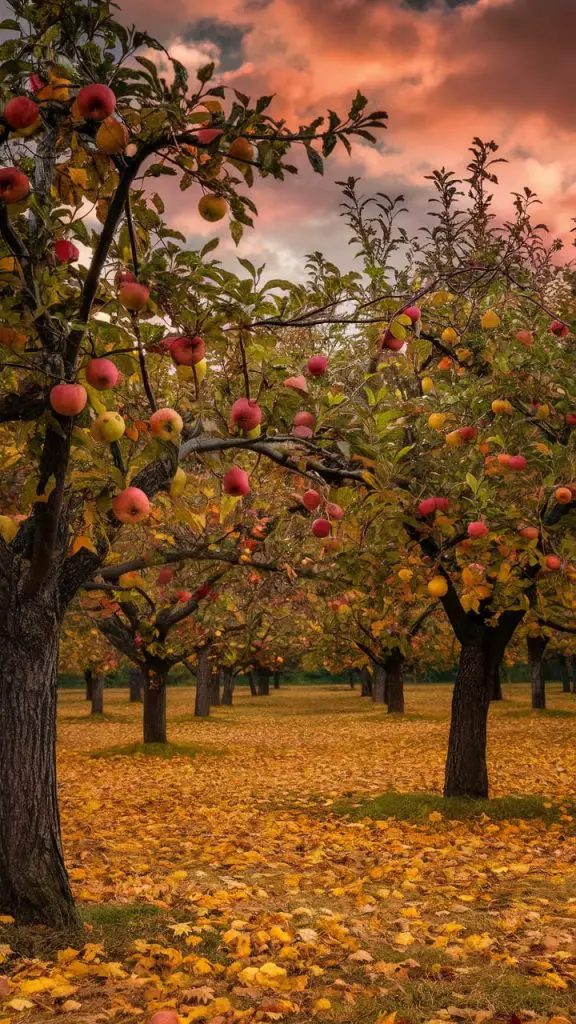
1;684;576;1024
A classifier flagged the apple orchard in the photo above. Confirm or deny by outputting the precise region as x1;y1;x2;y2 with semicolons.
0;0;575;942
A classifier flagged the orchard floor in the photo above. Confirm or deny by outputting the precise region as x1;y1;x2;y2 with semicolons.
2;683;576;1024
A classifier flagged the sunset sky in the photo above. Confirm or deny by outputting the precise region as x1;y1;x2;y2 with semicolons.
118;0;576;277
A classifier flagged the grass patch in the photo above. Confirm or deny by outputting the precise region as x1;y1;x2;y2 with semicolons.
332;967;575;1023
504;707;575;719
81;902;170;957
334;790;568;824
90;741;208;760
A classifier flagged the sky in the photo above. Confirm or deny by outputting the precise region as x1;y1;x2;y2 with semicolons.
116;0;576;278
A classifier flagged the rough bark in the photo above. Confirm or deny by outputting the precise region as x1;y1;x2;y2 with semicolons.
143;663;168;742
560;656;572;693
489;659;503;701
444;642;492;798
360;666;372;697
372;663;387;703
257;668;270;696
129;665;144;702
0;592;80;929
248;670;258;696
221;667;234;706
347;668;356;689
528;636;548;709
571;655;576;694
84;667;93;701
385;648;404;714
90;671;104;716
273;670;281;689
195;647;211;717
210;665;221;706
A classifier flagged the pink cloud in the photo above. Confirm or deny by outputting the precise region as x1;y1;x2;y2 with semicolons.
117;0;576;269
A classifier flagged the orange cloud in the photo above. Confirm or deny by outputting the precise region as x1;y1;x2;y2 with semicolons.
118;0;576;269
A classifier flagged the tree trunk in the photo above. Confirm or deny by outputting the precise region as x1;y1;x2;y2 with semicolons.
489;658;503;701
84;667;93;701
560;656;572;693
372;663;387;703
90;671;104;716
444;642;492;798
209;665;221;706
273;670;281;689
248;670;257;696
0;605;80;929
257;668;270;695
221;667;234;706
348;669;356;689
143;664;168;742
195;647;211;717
129;665;143;702
572;656;576;694
360;666;372;697
528;636;548;709
385;649;404;714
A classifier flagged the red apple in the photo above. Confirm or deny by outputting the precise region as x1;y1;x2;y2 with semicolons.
435;498;450;512
519;524;539;541
294;411;316;428
312;518;331;538
565;413;576;426
381;331;404;351
76;84;116;121
176;589;192;603
555;486;572;504
149;407;184;442
507;454;527;471
458;425;478;441
0;166;30;204
195;583;211;600
157;567;174;585
85;357;119;390
292;425;313;438
54;239;79;264
28;75;43;94
545;555;562;571
231;397;262;432
515;329;533;347
150;1011;179;1024
112;486;150;524
193;128;223;145
284;375;308;392
403;305;421;323
49;382;87;416
223;466;250;496
307;354;328;376
467;520;488;539
118;281;149;311
325;502;344;520
170;334;205;366
550;319;569;338
418;498;437;517
115;268;137;287
302;489;322;511
4;96;39;130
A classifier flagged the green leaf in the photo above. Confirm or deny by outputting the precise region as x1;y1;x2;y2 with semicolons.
197;62;215;83
200;238;219;258
466;472;479;494
230;220;244;246
305;147;324;175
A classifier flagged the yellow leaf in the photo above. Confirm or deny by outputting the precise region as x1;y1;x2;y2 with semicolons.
394;932;414;946
69;167;89;188
19;977;56;994
0;916;14;925
61;1001;82;1012
8;999;34;1011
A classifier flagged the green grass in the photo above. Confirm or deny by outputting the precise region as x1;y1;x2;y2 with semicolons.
332;968;575;1023
90;741;208;759
334;790;569;824
504;707;576;718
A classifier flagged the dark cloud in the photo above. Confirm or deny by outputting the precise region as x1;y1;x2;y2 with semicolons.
182;17;250;71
